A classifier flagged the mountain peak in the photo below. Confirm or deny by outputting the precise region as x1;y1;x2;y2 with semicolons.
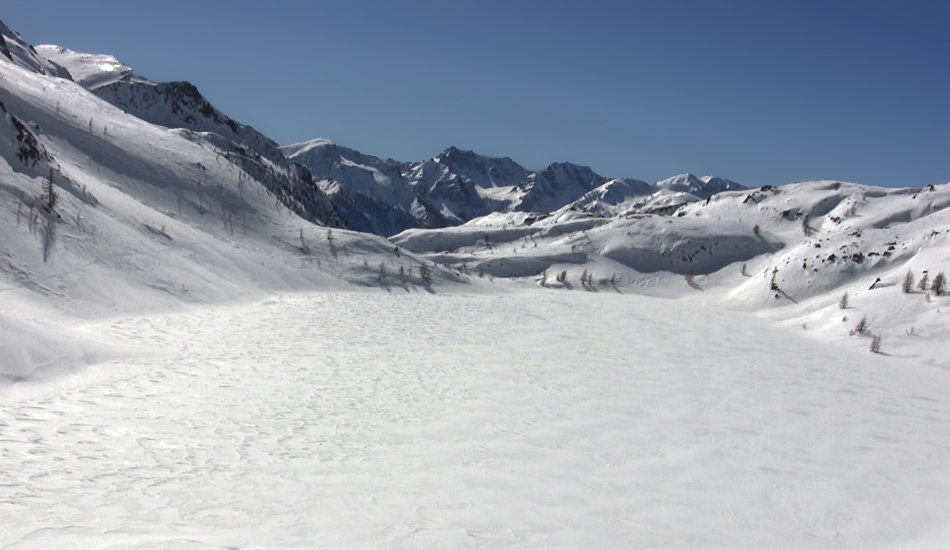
656;173;701;187
655;173;745;198
435;145;479;164
34;45;137;87
280;138;335;158
0;23;71;78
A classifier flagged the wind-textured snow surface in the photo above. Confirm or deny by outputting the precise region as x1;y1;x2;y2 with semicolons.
4;291;950;550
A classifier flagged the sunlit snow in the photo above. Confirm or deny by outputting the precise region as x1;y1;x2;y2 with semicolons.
4;292;950;549
2;16;950;550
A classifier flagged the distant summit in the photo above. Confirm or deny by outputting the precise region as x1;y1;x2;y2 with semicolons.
284;141;746;236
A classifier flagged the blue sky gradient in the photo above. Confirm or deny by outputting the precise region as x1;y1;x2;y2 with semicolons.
4;1;948;187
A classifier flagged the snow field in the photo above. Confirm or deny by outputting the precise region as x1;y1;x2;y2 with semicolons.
3;291;950;549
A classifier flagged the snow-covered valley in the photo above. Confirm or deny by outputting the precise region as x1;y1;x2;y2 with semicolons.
5;291;950;550
2;15;950;550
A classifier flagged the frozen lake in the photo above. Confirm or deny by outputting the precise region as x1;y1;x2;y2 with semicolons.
3;291;950;549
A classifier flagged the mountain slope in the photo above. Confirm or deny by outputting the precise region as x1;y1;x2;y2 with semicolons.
0;44;465;383
393;179;950;367
37;44;343;228
0;19;71;78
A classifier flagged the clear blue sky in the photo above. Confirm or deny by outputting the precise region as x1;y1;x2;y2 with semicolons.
4;1;948;187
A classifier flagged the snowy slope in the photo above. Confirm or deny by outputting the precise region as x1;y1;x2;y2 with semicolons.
0;19;71;78
393;180;950;367
36;45;346;230
39;46;285;164
0;49;466;383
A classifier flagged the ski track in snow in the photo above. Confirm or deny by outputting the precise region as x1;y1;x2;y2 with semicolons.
2;292;950;549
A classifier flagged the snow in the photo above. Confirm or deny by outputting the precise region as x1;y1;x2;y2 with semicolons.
2;18;950;550
35;45;139;88
4;291;950;549
392;179;950;368
0;23;71;79
278;137;334;157
0;46;461;382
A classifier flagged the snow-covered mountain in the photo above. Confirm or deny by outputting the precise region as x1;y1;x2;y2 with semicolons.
34;36;748;239
0;22;464;381
284;139;745;236
39;46;282;163
559;173;743;218
279;138;429;235
37;44;343;228
0;20;71;78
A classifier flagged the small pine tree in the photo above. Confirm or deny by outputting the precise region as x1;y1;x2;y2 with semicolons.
932;272;946;296
918;272;930;292
870;335;882;353
852;316;868;336
839;291;849;309
902;270;915;293
741;263;749;277
556;270;567;283
41;169;57;212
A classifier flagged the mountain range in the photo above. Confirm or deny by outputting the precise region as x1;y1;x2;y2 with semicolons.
34;28;746;238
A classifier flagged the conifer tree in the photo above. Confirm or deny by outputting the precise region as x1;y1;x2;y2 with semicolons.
41;168;57;212
932;272;946;296
902;271;915;293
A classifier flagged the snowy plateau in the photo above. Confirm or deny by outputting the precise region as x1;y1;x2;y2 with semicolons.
2;18;950;550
